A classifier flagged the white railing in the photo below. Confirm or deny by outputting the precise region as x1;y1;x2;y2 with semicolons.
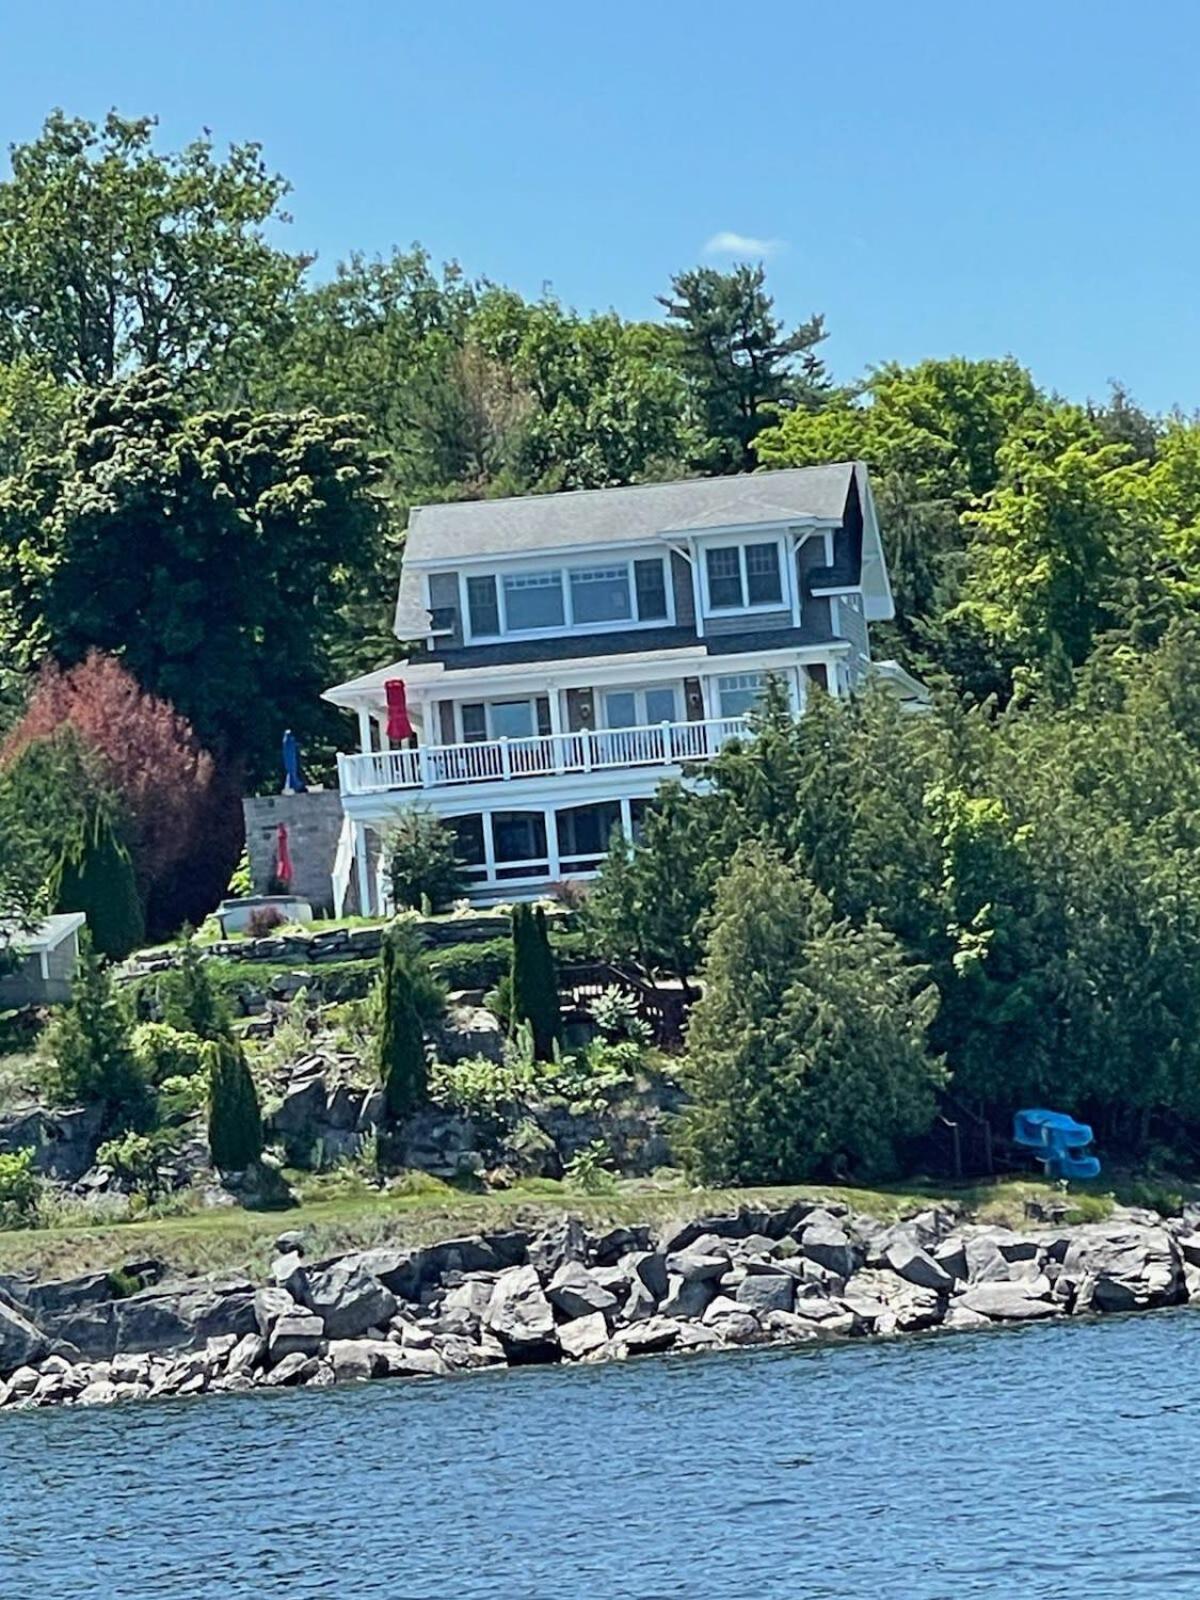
337;716;750;796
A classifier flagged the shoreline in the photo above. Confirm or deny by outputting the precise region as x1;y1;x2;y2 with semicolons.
2;1195;1197;1411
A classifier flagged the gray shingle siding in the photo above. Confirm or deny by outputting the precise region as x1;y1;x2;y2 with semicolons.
670;550;695;626
705;607;794;637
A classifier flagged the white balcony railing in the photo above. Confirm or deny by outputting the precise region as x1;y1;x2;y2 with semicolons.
337;716;750;796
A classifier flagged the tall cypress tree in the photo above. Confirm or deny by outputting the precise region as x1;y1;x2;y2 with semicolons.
378;925;428;1118
205;1035;264;1171
510;903;560;1061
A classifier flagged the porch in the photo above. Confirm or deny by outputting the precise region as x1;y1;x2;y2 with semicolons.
337;715;749;796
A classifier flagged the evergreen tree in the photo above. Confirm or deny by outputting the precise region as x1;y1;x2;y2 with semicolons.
659;263;829;472
378;924;429;1118
679;841;942;1185
42;932;148;1129
509;903;561;1061
205;1035;264;1171
54;805;145;962
162;939;231;1042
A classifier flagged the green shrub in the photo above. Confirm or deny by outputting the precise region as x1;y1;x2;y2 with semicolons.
158;1072;207;1123
564;1139;618;1194
160;941;231;1041
132;1021;206;1083
205;1036;264;1171
0;1148;41;1227
385;810;464;912
41;934;149;1130
96;1128;176;1198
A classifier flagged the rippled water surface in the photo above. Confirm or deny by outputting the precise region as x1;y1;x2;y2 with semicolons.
4;1310;1199;1598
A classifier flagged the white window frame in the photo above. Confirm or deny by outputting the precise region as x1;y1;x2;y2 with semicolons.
716;671;771;719
600;682;682;729
699;534;788;617
456;552;674;644
454;696;545;743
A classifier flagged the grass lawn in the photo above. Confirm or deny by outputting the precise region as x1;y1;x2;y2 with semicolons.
0;1172;1132;1287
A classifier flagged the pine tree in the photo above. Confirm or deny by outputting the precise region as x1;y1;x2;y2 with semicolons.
378;925;428;1118
509;903;560;1060
205;1035;264;1171
163;938;231;1042
54;805;145;961
42;932;148;1129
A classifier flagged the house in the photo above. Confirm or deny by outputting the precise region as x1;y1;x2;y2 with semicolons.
0;913;86;1007
323;461;921;911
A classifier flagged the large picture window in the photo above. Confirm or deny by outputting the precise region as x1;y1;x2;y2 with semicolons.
464;556;670;639
704;541;784;611
718;672;769;719
502;571;565;631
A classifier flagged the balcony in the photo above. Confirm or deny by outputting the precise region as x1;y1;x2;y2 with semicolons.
337;716;749;796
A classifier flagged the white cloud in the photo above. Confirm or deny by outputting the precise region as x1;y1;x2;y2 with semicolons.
703;230;786;259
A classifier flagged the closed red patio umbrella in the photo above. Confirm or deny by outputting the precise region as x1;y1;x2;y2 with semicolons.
385;679;414;741
276;823;293;888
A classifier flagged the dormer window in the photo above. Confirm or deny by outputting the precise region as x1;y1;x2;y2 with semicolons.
460;554;671;640
704;541;783;611
503;570;565;630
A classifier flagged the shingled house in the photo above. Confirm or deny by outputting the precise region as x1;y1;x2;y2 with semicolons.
323;462;924;911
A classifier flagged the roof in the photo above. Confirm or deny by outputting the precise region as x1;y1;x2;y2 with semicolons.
395;463;865;637
0;912;86;952
405;463;858;566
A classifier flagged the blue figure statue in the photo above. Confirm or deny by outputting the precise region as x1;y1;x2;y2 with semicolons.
1012;1109;1101;1181
282;729;307;794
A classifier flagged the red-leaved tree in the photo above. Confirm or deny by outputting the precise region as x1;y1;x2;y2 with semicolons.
1;652;225;935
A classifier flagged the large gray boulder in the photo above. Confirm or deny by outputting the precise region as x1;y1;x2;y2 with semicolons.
665;1249;729;1283
0;1300;47;1374
622;1252;668;1322
558;1311;610;1360
1062;1227;1181;1312
799;1220;859;1278
735;1272;795;1315
115;1278;256;1355
957;1280;1058;1321
483;1265;557;1354
254;1285;298;1339
659;1275;716;1320
883;1239;955;1293
545;1262;617;1320
306;1260;397;1339
268;1312;324;1364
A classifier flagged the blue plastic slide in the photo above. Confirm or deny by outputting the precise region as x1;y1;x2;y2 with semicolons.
1012;1108;1101;1180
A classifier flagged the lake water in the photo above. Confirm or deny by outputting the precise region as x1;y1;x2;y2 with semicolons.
3;1310;1199;1599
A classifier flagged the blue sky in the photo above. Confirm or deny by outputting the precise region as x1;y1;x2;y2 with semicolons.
3;1;1196;411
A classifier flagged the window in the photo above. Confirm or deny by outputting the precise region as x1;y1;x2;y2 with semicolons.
466;555;671;638
645;686;678;723
489;700;535;740
603;685;679;729
466;574;500;636
745;542;782;605
706;546;743;609
461;703;487;743
492;811;548;865
718;672;768;719
570;566;632;625
448;814;486;874
604;691;638;729
557;801;621;861
634;558;668;620
502;570;565;631
704;541;784;610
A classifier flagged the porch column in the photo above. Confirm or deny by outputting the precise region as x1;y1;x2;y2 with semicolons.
619;795;633;841
545;806;561;881
353;819;372;916
547;685;565;774
356;704;373;756
482;810;498;891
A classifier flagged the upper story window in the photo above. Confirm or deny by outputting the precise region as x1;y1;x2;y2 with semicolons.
460;555;669;640
704;541;784;611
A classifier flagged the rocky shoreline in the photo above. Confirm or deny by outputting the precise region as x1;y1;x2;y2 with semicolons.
2;1198;1198;1410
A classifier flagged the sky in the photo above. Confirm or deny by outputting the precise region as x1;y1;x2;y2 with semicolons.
1;0;1196;411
